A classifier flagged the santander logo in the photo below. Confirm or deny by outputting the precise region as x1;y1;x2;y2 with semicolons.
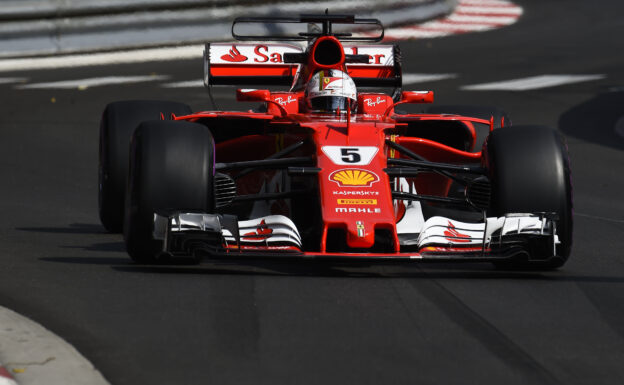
443;221;471;243
220;45;248;63
243;219;273;240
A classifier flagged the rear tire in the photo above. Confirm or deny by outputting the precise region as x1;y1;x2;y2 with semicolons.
485;125;573;269
98;100;192;232
123;120;215;263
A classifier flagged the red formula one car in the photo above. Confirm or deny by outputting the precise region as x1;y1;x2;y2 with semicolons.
98;14;572;269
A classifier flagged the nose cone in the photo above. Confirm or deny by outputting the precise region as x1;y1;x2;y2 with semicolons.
346;220;375;248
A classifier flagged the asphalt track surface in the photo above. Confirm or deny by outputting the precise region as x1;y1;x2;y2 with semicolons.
1;0;624;384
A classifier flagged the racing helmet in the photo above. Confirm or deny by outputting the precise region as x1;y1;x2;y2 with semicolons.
305;69;357;113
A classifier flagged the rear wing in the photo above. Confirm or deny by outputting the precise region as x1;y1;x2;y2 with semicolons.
203;43;402;88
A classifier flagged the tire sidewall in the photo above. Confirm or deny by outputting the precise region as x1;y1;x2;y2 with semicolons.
124;120;215;262
484;125;573;267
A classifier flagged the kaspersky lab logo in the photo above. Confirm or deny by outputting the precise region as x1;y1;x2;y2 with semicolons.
329;169;379;187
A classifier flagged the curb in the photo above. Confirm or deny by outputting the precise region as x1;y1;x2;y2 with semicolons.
0;0;456;58
0;366;17;385
0;306;110;385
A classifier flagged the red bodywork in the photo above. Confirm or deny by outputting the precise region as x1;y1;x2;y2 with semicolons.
171;36;496;258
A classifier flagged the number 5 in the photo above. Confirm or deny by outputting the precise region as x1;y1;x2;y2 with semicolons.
341;148;361;163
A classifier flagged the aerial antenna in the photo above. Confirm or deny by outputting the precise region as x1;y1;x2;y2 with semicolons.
322;9;331;35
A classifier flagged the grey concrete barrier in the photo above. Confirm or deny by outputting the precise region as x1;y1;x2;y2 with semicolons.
0;0;456;58
0;0;234;20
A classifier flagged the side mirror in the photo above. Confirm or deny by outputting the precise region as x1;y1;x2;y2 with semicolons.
400;91;434;104
236;89;288;117
236;88;271;102
383;90;434;118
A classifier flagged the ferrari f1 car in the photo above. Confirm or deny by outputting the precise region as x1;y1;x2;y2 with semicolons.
98;14;572;269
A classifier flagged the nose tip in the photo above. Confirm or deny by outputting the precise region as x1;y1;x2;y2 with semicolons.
346;221;375;248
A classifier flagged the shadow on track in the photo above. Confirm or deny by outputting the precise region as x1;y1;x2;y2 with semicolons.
29;224;624;283
38;251;624;283
41;256;128;265
58;242;126;252
111;260;624;283
18;223;126;252
559;90;624;150
16;223;106;234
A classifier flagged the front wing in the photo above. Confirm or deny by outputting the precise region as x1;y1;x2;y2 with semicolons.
153;212;559;262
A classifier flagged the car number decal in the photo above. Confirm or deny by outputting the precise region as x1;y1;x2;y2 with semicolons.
321;146;378;166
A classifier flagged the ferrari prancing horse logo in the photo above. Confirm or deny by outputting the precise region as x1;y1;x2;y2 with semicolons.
329;169;379;187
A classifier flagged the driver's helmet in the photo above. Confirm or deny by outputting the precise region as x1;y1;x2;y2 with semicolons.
305;69;357;113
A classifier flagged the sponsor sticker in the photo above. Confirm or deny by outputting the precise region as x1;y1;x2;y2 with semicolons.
356;221;365;237
274;95;297;106
333;190;380;196
364;96;387;107
443;221;471;243
242;219;273;241
211;44;394;66
220;45;248;62
329;169;379;187
337;199;377;205
335;207;382;214
211;43;302;65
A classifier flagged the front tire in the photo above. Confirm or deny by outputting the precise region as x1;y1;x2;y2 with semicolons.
485;125;573;269
123;120;215;263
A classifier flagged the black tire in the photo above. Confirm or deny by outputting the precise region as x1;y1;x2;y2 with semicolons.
485;125;573;269
123;120;215;263
98;100;192;233
425;105;511;151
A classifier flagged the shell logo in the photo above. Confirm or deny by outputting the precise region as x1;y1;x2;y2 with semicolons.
329;169;379;187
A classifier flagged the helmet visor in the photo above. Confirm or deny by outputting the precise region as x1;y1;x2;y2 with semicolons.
309;96;355;113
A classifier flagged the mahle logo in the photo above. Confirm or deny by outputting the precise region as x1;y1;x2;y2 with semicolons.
329;169;379;187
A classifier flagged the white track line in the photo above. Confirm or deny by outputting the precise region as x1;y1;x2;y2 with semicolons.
461;75;605;91
0;45;203;73
403;73;457;84
446;14;519;24
0;77;27;85
460;0;517;4
17;75;169;89
413;21;497;32
455;5;523;15
162;80;204;88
